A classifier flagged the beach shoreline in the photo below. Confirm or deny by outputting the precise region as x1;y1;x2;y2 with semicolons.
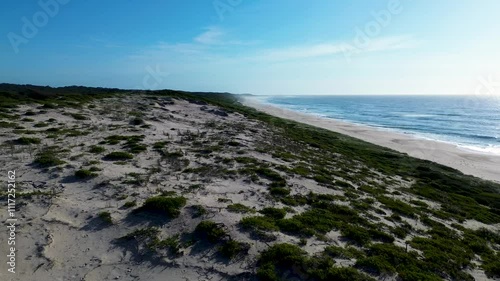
243;97;500;183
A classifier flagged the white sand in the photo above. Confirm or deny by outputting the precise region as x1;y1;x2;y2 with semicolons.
243;98;500;183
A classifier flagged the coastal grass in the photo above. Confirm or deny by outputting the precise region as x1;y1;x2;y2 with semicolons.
34;147;65;167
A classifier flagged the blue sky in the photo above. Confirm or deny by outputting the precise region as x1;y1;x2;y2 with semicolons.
1;0;499;95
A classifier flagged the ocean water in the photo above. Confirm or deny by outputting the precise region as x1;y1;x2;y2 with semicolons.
253;95;500;155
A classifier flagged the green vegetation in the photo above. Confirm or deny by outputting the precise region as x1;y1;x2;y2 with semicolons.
98;211;113;224
377;196;418;218
227;203;255;214
138;195;187;218
104;135;147;154
122;200;137;208
130;117;144;125
0;121;18;128
259;207;287;220
34;147;65;167
153;235;182;255
15;136;41;145
104;151;134;161
34;122;49;128
88;145;105;154
323;245;364;259
194;221;227;243
191;205;208;218
70;113;89;120
123;227;158;239
75;169;98;179
218;240;250;259
240;216;279;232
153;141;168;150
257;243;375;281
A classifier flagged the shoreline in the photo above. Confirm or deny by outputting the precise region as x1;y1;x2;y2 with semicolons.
243;97;500;183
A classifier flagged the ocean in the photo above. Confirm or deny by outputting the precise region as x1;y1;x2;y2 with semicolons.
252;95;500;155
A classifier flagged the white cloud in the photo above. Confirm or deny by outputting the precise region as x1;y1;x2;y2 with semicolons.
247;35;419;62
194;26;224;45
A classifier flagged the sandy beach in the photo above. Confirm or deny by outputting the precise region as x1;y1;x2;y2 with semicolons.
243;98;500;183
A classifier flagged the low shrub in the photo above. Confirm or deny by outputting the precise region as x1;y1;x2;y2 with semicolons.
269;187;290;196
227;203;255;214
70;113;89;120
259;207;287;220
34;122;49;128
34;148;65;167
139;195;187;218
257;243;308;281
323;245;365;259
355;256;396;275
89;145;105;154
98;211;112;224
341;225;371;246
123;200;137;208
130;117;144;125
240;216;278;232
194;221;227;243
75;169;98;179
104;151;134;161
218;240;250;259
15;137;41;145
191;205;208;218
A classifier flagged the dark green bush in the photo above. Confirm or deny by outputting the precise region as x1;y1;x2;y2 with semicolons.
194;221;227;243
34;148;65;167
227;203;255;214
70;113;89;120
104;151;134;160
140;195;187;218
269;187;290;196
98;211;112;224
341;225;371;246
89;145;105;154
75;169;98;179
240;216;278;232
355;256;396;275
259;207;287;220
34;122;49;128
123;200;137;208
130;117;144;125
218;240;250;259
15;137;41;145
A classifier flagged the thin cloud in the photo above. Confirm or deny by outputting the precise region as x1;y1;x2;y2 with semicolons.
247;35;419;62
194;26;224;45
127;34;418;65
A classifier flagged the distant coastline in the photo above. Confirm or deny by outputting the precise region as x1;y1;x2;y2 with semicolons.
247;95;500;157
243;96;500;183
